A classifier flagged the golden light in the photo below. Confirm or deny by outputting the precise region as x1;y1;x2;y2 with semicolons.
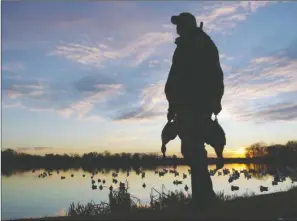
232;146;246;158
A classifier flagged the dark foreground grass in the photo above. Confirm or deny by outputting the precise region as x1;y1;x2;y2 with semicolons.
10;186;297;220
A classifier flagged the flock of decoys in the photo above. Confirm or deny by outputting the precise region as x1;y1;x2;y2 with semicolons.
33;166;297;193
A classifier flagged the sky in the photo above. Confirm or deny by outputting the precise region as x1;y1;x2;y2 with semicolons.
1;1;297;157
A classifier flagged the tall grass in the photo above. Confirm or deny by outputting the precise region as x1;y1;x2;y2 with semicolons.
67;184;297;217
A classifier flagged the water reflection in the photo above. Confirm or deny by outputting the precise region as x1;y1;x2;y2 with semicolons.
2;163;297;220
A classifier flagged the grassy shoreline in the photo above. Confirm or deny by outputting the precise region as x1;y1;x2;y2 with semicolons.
9;186;297;220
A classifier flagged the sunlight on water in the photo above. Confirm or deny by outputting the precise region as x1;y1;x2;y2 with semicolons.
2;164;297;220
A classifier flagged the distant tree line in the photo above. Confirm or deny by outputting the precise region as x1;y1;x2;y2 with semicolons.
1;149;185;175
245;140;297;161
2;140;297;175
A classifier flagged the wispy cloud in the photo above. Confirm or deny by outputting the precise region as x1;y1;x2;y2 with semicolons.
114;81;167;122
2;75;124;121
223;51;297;122
57;84;123;119
51;32;174;68
195;1;279;34
2;62;25;73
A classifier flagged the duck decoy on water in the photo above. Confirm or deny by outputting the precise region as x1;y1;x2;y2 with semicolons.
272;180;278;186
209;169;216;176
260;185;268;192
173;180;183;185
61;176;66;180
119;182;126;191
231;185;239;191
223;168;230;175
109;185;113;191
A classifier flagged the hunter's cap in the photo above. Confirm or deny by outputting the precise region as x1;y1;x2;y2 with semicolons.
171;12;197;27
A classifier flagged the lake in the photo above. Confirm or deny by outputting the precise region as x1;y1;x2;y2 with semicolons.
2;163;297;220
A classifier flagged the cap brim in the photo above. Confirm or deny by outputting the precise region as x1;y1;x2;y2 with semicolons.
171;15;179;25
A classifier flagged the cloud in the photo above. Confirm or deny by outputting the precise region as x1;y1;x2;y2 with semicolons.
195;1;279;34
51;32;174;68
223;51;297;122
2;75;124;121
16;147;53;152
2;62;25;73
114;81;167;122
56;83;124;119
242;102;297;122
4;82;48;99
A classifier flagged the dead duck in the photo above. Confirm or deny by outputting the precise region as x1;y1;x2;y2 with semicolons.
71;174;74;177
231;185;239;191
112;178;118;184
142;183;146;188
98;179;101;183
161;120;178;158
99;185;103;190
260;185;268;192
91;180;95;184
184;184;189;191
92;184;97;190
102;180;106;184
61;176;66;180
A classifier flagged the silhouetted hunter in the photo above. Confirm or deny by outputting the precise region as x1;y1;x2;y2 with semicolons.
164;12;225;209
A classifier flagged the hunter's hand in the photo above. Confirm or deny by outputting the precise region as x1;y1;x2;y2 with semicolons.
167;108;175;122
213;103;222;116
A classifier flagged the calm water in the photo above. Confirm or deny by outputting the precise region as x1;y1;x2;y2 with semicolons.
2;163;297;220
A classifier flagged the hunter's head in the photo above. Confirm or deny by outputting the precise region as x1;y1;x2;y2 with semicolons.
171;12;197;36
